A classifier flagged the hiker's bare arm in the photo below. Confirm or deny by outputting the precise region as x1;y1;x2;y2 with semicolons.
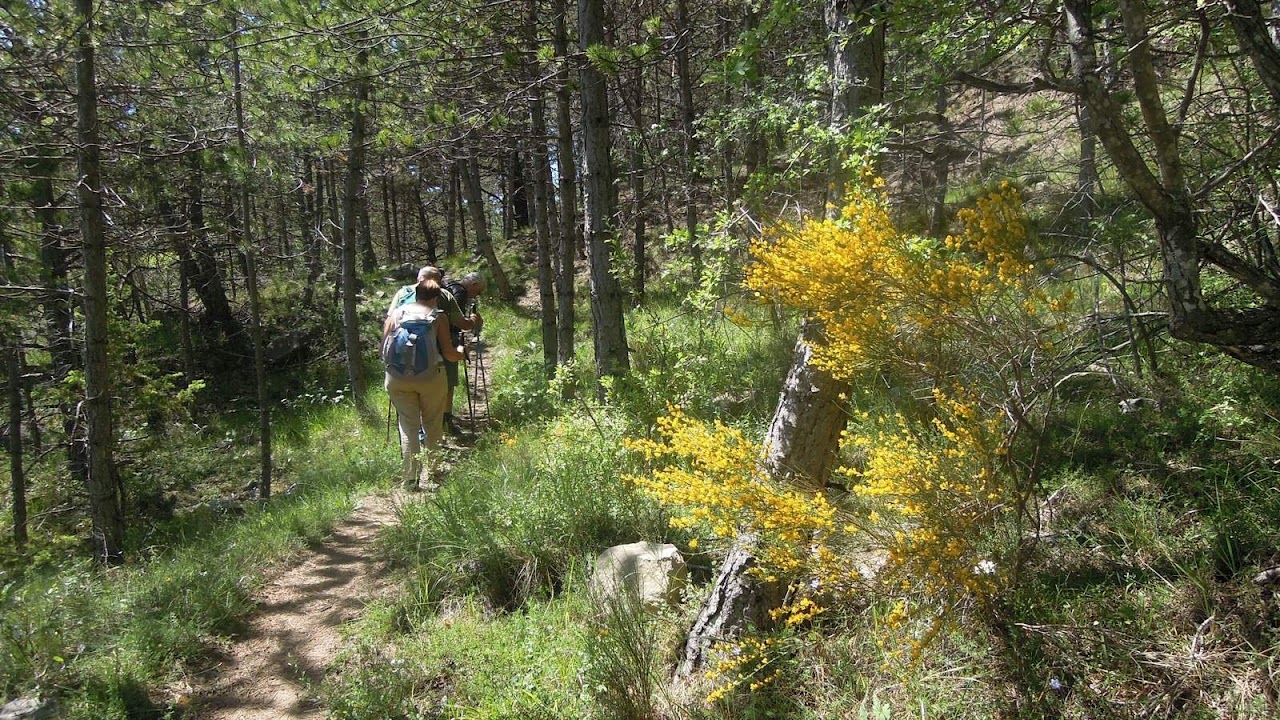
436;319;464;363
381;313;398;343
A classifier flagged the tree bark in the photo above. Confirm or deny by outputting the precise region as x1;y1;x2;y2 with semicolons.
579;0;630;384
629;60;647;303
1076;95;1098;224
382;169;395;262
553;0;578;372
4;316;26;548
1066;0;1280;374
76;0;125;565
676;533;784;677
232;18;272;500
342;41;370;406
359;184;376;273
414;178;439;265
462;152;515;300
1224;0;1280;110
824;0;885;210
674;0;702;281
509;147;531;231
302;155;323;307
928;83;955;238
527;1;559;373
33;151;89;487
187;156;242;341
246;246;272;499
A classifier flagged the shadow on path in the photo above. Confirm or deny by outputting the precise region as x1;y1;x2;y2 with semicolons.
192;493;401;720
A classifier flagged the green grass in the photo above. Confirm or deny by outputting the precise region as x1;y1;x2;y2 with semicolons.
326;590;597;719
0;395;399;718
383;412;670;613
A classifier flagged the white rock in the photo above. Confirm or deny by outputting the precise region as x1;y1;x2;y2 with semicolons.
590;541;688;609
0;698;56;720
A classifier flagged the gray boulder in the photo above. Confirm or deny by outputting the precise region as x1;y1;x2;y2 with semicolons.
590;541;688;609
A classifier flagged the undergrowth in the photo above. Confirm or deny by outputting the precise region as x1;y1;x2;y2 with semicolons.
0;395;397;718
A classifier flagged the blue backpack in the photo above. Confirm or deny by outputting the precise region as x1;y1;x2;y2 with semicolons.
381;310;442;379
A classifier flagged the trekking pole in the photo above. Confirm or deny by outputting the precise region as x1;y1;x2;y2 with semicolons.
462;343;476;434
386;397;393;444
469;299;490;417
470;331;484;429
475;331;489;411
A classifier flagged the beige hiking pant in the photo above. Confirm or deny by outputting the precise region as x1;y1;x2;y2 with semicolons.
386;365;448;487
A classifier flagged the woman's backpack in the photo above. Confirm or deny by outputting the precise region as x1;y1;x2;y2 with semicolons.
381;309;442;379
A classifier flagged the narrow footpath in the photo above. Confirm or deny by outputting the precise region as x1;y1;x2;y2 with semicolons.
194;492;402;719
191;340;495;719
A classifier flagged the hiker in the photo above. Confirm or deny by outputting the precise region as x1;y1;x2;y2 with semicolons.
440;273;485;435
388;267;484;436
381;275;464;490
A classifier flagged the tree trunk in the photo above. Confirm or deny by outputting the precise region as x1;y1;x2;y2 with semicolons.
414;179;439;265
277;191;290;259
509;147;531;231
302;155;323;307
579;0;630;385
34;152;89;488
1066;0;1280;375
342;43;370;406
678;0;883;676
1076;94;1098;224
824;0;885;209
188;156;242;341
360;185;376;273
927;83;954;238
390;175;403;261
246;246;272;499
382;169;395;262
76;0;125;565
553;0;578;372
629;62;647;303
232;19;272;500
446;161;459;256
674;0;702;281
1224;0;1280;110
4;308;26;548
462;152;515;300
526;3;559;373
677;533;785;677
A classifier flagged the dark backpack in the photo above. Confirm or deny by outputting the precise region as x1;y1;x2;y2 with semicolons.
445;281;469;310
381;310;442;379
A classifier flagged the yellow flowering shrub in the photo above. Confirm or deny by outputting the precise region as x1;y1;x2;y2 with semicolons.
624;406;837;577
743;181;1066;659
744;181;1047;381
843;389;1008;661
625;406;862;699
629;181;1067;698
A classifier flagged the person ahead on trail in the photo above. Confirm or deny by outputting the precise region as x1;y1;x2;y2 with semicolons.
381;275;464;490
440;272;485;435
388;267;485;437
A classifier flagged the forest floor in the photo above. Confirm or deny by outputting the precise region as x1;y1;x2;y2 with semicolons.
188;343;495;719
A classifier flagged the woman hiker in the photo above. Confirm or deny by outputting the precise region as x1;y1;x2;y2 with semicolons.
381;275;465;489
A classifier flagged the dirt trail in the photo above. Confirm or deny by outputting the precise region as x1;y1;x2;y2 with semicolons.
193;491;402;719
192;342;495;719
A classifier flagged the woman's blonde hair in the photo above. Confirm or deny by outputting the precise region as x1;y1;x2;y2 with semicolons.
415;277;441;301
